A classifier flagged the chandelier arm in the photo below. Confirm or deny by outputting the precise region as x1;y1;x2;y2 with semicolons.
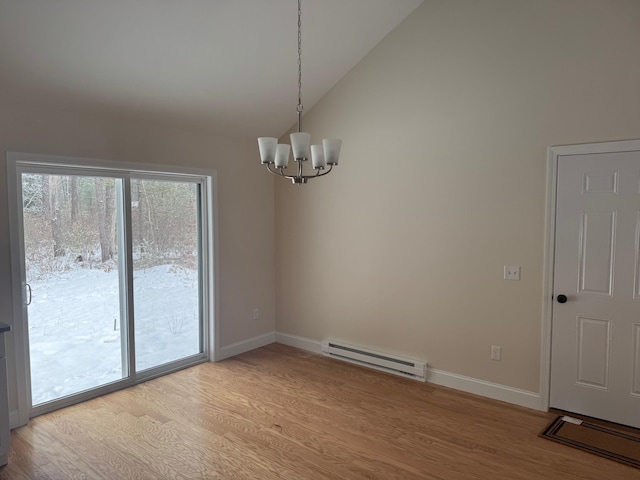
266;163;334;183
301;164;334;180
265;163;302;182
266;163;289;178
265;163;277;174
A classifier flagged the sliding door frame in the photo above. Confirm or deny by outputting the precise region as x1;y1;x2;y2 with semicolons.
7;152;219;426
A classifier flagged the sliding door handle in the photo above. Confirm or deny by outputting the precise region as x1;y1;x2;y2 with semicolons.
25;283;32;306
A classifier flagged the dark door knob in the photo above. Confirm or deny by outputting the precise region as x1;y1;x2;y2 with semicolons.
556;294;567;304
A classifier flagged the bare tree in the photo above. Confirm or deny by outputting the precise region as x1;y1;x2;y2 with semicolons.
41;175;65;257
94;178;116;262
70;176;79;224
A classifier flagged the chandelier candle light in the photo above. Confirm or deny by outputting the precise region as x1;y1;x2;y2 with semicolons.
257;0;342;185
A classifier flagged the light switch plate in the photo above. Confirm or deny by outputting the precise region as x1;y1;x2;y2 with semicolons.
504;265;520;281
491;345;502;361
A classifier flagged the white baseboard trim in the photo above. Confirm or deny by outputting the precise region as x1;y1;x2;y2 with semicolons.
275;332;322;353
274;332;541;411
216;332;275;361
426;367;541;410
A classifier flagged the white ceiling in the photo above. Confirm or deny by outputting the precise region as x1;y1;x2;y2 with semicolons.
0;0;422;139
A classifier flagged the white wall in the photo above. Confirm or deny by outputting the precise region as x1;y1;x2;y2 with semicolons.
275;0;640;393
0;106;276;412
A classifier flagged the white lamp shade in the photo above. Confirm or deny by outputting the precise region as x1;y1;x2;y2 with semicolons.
258;137;277;164
323;139;342;165
275;144;290;168
322;138;342;165
311;145;326;169
290;132;311;160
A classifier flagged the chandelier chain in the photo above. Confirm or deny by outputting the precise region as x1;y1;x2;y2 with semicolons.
297;0;303;120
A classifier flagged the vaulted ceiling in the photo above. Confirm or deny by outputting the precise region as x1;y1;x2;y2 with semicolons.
0;0;423;139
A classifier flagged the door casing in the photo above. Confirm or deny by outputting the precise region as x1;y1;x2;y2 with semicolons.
541;139;640;412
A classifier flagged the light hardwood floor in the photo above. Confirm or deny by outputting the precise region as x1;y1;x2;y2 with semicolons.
1;343;637;479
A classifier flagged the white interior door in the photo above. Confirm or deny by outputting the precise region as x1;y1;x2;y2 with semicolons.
551;150;640;428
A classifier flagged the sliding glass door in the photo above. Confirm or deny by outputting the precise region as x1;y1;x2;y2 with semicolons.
9;156;213;418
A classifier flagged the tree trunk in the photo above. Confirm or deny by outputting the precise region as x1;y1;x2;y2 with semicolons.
70;176;79;224
137;180;143;247
45;176;64;257
105;180;116;258
94;178;115;262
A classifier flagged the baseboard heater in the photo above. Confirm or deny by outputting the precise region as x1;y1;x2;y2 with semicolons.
321;340;426;382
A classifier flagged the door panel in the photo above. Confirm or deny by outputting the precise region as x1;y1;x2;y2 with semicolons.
632;324;640;395
575;316;610;388
131;179;202;372
551;151;640;427
22;174;127;406
578;211;615;296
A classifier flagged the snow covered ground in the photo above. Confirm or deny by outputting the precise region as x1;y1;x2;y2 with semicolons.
27;264;200;405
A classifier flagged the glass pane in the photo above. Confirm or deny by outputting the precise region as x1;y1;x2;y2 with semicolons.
23;174;126;406
132;179;201;371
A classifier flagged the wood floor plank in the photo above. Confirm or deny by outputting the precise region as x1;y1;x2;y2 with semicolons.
1;343;638;479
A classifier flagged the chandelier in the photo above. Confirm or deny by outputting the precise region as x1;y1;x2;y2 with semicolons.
257;0;342;185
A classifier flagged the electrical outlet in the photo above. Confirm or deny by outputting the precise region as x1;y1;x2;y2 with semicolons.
252;308;260;320
491;345;502;361
503;265;520;281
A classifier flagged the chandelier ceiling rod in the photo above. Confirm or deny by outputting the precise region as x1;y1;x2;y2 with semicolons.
257;0;342;185
296;0;303;133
